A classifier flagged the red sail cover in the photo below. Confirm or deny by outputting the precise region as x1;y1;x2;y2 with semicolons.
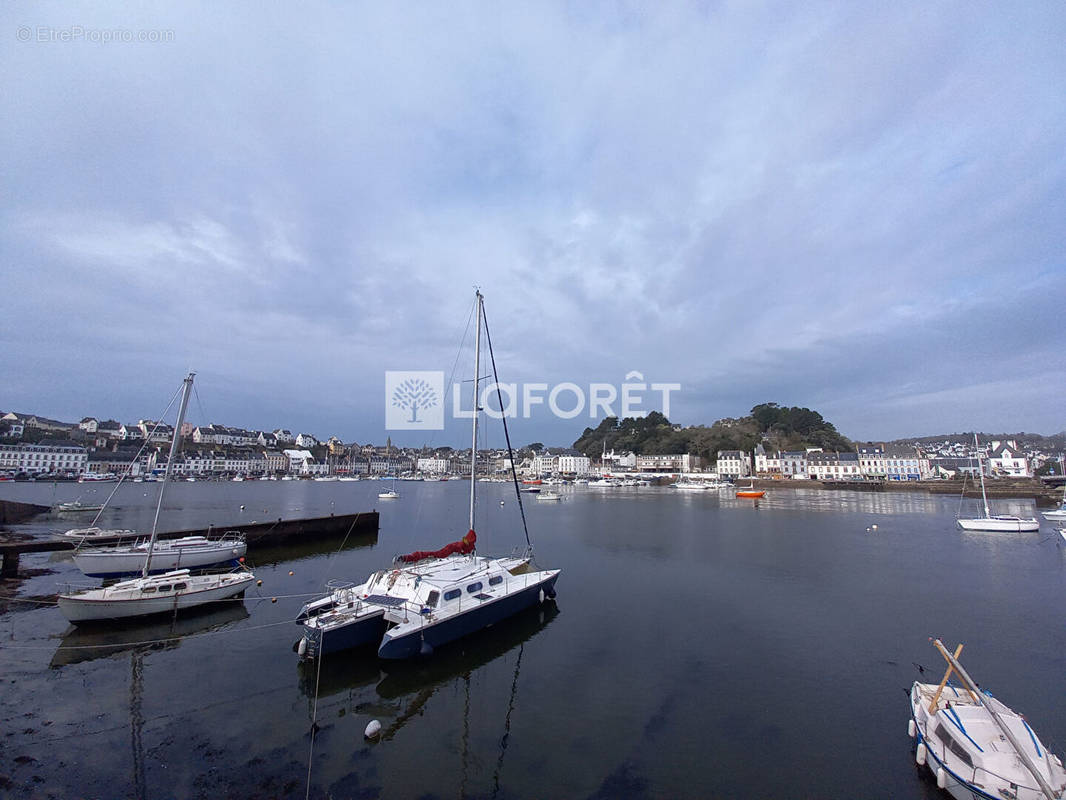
397;529;477;563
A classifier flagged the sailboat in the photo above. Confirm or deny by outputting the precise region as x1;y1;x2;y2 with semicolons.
956;435;1039;532
1042;468;1066;521
909;639;1066;799
296;290;560;660
57;374;256;624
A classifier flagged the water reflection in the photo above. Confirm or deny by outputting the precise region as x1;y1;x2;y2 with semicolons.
49;602;250;668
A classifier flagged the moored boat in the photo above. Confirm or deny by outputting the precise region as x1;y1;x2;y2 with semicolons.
296;290;560;661
957;436;1039;532
72;533;247;578
909;639;1066;799
58;373;257;624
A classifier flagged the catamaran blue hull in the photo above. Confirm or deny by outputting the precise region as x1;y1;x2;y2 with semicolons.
377;573;558;660
304;613;387;658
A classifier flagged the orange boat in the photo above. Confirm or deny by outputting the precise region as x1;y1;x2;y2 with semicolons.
735;483;765;499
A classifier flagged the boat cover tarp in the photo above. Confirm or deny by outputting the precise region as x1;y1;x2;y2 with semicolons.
397;529;476;563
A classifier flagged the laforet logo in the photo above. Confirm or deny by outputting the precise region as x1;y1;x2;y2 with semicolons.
385;371;445;430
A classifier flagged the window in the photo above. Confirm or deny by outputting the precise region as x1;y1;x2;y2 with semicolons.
173;582;187;590
489;576;503;586
141;586;157;593
443;589;461;601
467;582;483;593
426;590;440;607
156;585;171;592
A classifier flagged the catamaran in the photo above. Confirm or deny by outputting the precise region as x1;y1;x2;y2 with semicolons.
57;374;256;624
296;290;560;660
909;639;1066;799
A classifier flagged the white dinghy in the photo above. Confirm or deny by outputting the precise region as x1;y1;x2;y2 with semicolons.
909;639;1066;800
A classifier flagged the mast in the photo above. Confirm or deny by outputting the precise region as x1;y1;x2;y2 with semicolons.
469;291;483;534
143;373;195;577
974;433;991;518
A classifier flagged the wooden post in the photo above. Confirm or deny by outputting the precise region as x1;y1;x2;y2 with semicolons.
1;550;19;578
929;642;965;713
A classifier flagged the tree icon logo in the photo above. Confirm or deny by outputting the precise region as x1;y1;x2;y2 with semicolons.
392;378;438;423
385;371;445;430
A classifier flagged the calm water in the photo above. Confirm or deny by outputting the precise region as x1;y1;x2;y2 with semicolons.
1;480;1063;799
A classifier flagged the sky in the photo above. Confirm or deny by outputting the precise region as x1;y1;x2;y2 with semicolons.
2;2;1064;449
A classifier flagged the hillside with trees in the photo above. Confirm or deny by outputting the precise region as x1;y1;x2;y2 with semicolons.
572;403;852;462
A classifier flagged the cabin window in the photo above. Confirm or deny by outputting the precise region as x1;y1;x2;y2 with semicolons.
426;591;440;608
443;589;461;601
141;586;157;593
174;582;187;591
156;585;171;592
467;582;483;593
489;576;503;586
934;723;974;768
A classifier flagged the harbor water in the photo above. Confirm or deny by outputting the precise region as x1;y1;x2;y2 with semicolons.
1;479;1063;798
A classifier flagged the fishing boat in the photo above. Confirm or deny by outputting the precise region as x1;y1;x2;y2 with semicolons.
909;639;1066;800
957;435;1039;532
296;290;560;660
58;374;255;624
735;482;765;498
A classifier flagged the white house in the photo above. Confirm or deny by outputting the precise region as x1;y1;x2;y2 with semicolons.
417;457;450;474
557;454;591;475
987;441;1031;478
717;450;751;478
0;442;88;474
296;433;319;449
284;449;315;474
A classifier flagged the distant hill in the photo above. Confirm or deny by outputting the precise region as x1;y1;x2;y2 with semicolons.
572;403;852;461
887;431;1066;450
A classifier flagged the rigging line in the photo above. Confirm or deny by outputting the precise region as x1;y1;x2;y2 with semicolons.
305;642;325;800
1;616;298;652
492;642;525;800
480;304;532;552
315;511;371;584
81;385;184;532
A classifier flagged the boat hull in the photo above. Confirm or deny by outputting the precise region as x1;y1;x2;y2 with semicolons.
1041;508;1066;521
73;540;247;578
956;517;1040;532
736;491;765;498
301;611;388;658
58;573;255;623
377;572;559;660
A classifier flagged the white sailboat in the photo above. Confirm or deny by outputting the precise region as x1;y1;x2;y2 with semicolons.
296;290;560;660
58;374;256;624
1042;469;1066;521
956;435;1039;532
909;639;1066;800
72;533;247;578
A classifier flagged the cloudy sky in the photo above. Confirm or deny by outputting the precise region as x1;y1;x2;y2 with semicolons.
3;2;1064;448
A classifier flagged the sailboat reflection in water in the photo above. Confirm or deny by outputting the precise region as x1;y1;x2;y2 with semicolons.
297;290;560;660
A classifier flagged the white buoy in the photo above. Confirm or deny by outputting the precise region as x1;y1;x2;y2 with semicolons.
240;504;245;510
916;742;927;766
936;767;947;789
907;719;916;738
871;524;878;530
365;719;381;739
297;638;307;658
499;500;505;506
539;589;545;604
